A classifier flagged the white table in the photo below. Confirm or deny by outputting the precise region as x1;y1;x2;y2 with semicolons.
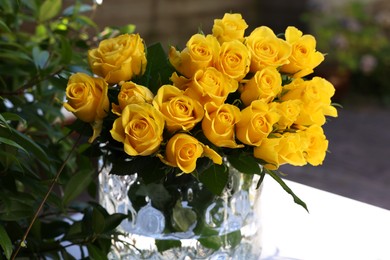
259;176;390;260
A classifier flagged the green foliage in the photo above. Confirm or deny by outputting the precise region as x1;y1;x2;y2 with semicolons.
0;0;128;258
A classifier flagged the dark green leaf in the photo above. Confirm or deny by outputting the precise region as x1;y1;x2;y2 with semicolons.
142;183;172;211
63;169;94;206
222;230;241;248
0;225;12;260
60;36;73;65
92;207;105;234
227;153;262;175
155;239;181;253
138;42;175;94
266;169;309;212
0;137;29;154
87;244;108;260
103;213;127;233
39;0;62;22
199;164;228;196
198;235;222;250
0;20;11;33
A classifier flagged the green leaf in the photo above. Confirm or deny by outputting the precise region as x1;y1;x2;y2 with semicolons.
63;169;94;206
0;19;11;33
222;230;241;248
155;239;181;253
0;225;12;260
102;213;127;233
142;183;172;211
138;42;175;94
0;127;50;168
198;235;222;250
87;244;108;260
59;35;73;65
92;207;105;234
227;153;262;175
0;136;29;154
199;164;228;196
39;0;62;22
32;46;50;69
171;200;197;232
266;169;309;212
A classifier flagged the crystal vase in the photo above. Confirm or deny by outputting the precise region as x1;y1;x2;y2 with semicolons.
98;162;263;259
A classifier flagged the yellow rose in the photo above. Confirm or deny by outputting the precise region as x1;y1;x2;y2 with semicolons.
236;100;280;146
253;137;280;170
171;67;238;106
280;26;325;78
63;73;109;142
110;103;164;156
212;13;248;43
216;40;251;80
160;133;222;173
240;67;282;106
202;102;243;148
270;100;302;130
281;77;338;126
254;132;308;170
112;81;154;115
153;85;204;133
88;34;147;84
301;125;329;166
169;34;220;78
245;26;292;72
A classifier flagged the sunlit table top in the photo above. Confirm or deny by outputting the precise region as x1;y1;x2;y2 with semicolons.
259;176;390;260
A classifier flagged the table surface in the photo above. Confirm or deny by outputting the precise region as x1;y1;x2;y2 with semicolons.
259;176;390;260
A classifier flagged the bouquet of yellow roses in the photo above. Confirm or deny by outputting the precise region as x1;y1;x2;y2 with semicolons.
63;13;337;257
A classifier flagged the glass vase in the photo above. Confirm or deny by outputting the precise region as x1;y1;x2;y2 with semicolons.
98;162;263;259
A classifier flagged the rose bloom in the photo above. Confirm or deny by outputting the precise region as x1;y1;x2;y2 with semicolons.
216;40;251;81
171;67;238;106
254;132;308;170
169;34;220;78
64;73;109;142
212;13;248;43
202;102;243;148
280;26;325;78
300;124;329;166
112;81;154;115
236;100;280;146
269;100;302;130
281;77;338;126
246;26;292;72
160;133;222;173
153;85;204;133
110;103;165;156
240;67;282;106
88;34;147;84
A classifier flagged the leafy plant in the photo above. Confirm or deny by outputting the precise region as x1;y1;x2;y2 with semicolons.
0;0;132;258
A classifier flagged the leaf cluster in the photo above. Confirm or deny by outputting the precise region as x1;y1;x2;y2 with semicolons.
0;0;131;259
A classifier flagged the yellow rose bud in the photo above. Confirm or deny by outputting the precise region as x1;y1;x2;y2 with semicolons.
280;26;325;78
216;40;251;81
171;67;238;106
254;132;308;170
169;34;220;78
88;34;147;84
202;102;243;148
63;73;109;142
236;100;280;146
240;67;282;106
112;81;154;115
301;125;329;166
110;103;164;156
270;100;302;130
212;13;248;43
153;85;204;133
281;77;338;126
162;133;222;173
246;26;292;71
253;137;281;170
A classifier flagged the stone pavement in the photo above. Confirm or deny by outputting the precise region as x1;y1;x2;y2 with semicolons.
282;103;390;210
